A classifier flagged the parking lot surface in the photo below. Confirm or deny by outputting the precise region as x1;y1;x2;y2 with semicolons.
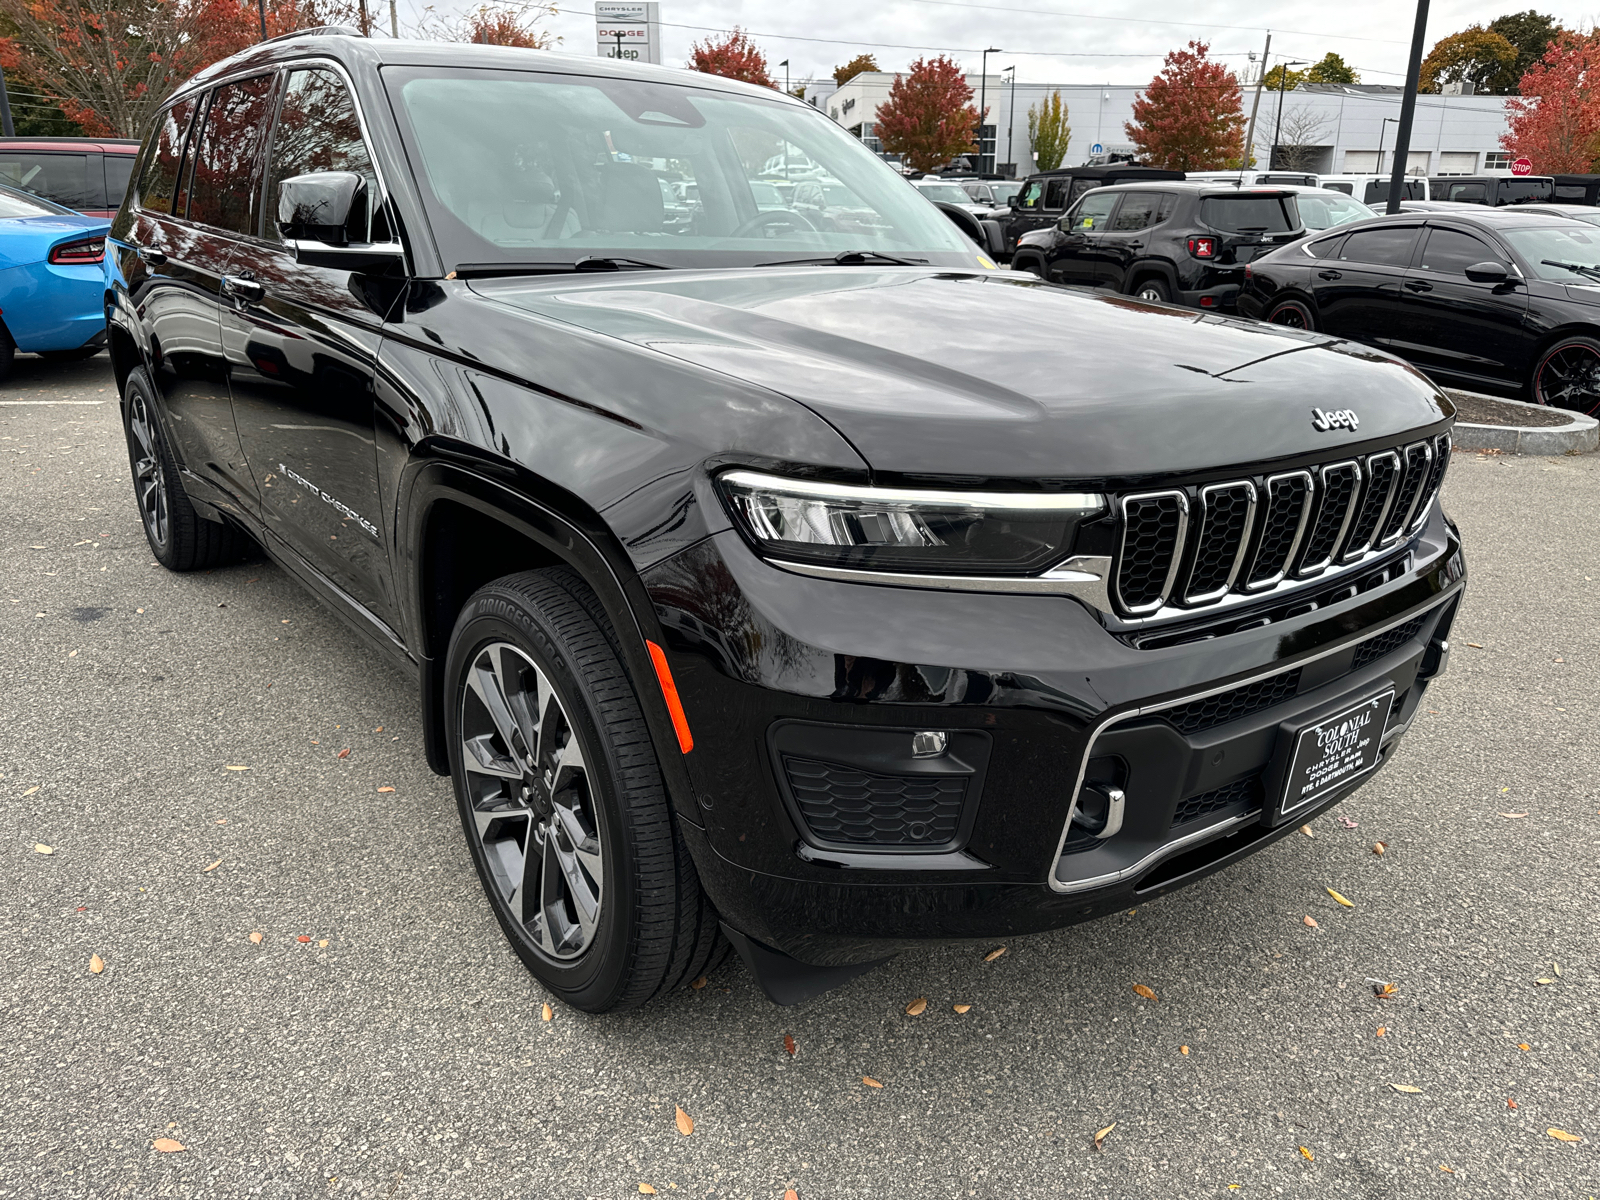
3;355;1597;1199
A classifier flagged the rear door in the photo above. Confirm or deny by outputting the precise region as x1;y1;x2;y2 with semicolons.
1397;224;1531;386
1310;223;1421;345
1096;191;1172;291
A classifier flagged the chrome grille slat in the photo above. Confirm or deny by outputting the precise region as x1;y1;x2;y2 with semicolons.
1244;471;1313;590
1338;450;1400;562
1185;482;1257;603
1380;441;1433;546
1408;432;1450;534
1115;491;1189;614
1294;460;1360;577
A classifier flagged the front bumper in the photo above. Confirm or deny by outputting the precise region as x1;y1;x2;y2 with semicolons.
645;507;1465;967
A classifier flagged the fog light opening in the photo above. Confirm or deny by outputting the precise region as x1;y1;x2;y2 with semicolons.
1072;782;1126;840
911;731;948;758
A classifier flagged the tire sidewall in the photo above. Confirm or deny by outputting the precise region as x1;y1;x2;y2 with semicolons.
122;367;177;564
1268;298;1316;331
1533;336;1600;410
1134;278;1171;303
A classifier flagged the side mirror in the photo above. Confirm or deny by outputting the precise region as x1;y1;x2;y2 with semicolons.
1464;260;1510;284
277;170;404;273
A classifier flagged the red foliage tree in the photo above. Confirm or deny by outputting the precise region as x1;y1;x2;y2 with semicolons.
1502;31;1600;173
418;2;559;49
873;56;980;173
1125;41;1244;171
687;28;775;89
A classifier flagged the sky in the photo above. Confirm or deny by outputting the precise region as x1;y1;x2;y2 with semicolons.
389;0;1592;87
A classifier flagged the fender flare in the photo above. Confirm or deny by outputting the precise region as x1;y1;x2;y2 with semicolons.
1123;259;1182;297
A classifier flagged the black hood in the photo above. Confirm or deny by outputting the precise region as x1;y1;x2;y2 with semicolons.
472;268;1452;482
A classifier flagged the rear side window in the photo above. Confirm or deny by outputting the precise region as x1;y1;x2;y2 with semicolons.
265;68;379;242
1199;194;1296;233
105;154;136;210
1306;233;1347;259
0;152;93;210
1339;226;1420;266
1417;227;1499;275
1444;182;1487;204
1068;177;1100;204
1555;184;1589;200
187;74;277;235
1363;179;1425;204
1109;192;1168;230
138;97;201;214
1043;178;1069;209
1323;181;1353;195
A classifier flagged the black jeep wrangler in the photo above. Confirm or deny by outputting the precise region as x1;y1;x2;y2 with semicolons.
107;32;1466;1012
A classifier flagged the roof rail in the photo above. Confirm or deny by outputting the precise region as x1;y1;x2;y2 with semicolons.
262;25;365;45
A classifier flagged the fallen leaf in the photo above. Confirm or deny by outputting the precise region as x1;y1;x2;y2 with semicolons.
1548;1129;1583;1143
862;1076;884;1089
674;1106;694;1135
1466;642;1483;648
249;931;263;944
1299;824;1314;838
88;954;104;974
1373;842;1387;856
1439;1164;1454;1174
1499;812;1529;819
1536;978;1556;985
983;946;1006;962
541;1003;553;1022
639;1185;657;1195
296;935;311;943
336;749;351;759
689;975;707;990
1299;1146;1314;1162
377;786;395;793
1374;982;1398;999
1326;887;1354;907
23;786;40;796
784;1191;798;1200
375;727;384;733
905;997;927;1016
784;1033;796;1055
1093;1122;1115;1150
203;859;221;873
1376;1026;1387;1037
317;939;328;948
34;843;53;855
152;1138;185;1153
1508;1098;1518;1110
1303;915;1319;928
1519;1043;1531;1052
1337;816;1358;829
952;1004;972;1014
1180;1045;1190;1056
223;765;249;772
1132;984;1158;1001
1554;961;1562;977
1391;1084;1423;1094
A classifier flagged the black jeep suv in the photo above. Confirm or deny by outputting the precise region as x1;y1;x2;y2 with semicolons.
107;32;1466;1012
1012;181;1306;310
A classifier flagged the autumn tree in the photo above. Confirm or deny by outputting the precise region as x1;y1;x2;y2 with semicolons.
832;53;878;87
1262;64;1305;91
1126;42;1244;171
1419;26;1520;93
1490;10;1563;81
873;56;980;173
418;2;558;47
1026;90;1070;171
1502;30;1600;172
687;28;775;89
1306;53;1359;84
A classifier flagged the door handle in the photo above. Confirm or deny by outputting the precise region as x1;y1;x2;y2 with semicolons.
1404;279;1434;293
221;274;265;303
1317;269;1342;280
136;246;167;266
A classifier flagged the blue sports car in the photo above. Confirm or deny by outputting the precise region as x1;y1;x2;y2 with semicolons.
0;182;111;380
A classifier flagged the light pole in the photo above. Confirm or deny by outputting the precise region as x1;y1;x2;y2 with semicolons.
779;61;791;176
1376;117;1399;173
977;47;1001;174
1385;0;1431;213
1271;59;1308;171
257;0;267;39
1004;66;1016;176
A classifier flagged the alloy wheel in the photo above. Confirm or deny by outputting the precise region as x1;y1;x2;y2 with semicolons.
1536;342;1600;414
127;392;169;548
459;641;604;961
1269;303;1311;330
1137;285;1165;302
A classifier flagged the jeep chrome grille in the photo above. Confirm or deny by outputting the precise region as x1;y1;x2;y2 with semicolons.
1111;434;1449;619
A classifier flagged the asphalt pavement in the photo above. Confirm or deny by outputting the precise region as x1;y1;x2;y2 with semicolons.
3;353;1597;1199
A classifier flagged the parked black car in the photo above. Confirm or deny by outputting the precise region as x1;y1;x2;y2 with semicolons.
1428;175;1553;206
1011;182;1305;309
1238;207;1600;411
1001;164;1184;256
108;32;1466;1012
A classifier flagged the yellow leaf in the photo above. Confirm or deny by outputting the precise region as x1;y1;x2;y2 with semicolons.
22;786;39;796
1093;1122;1115;1149
203;860;221;873
689;975;707;990
1536;978;1556;986
377;786;395;793
1439;1164;1454;1173
1376;1026;1387;1037
88;954;104;974
905;997;927;1016
223;765;249;772
674;1105;694;1135
1179;1045;1190;1056
1326;887;1354;907
1519;1043;1531;1051
1499;812;1528;818
317;939;328;948
1299;825;1314;838
1299;1146;1314;1161
34;844;53;855
1374;982;1398;998
862;1076;884;1089
1391;1084;1423;1094
1373;842;1387;856
953;1004;972;1014
1303;915;1318;928
152;1138;185;1153
983;946;1006;962
640;1186;657;1195
541;1003;553;1022
1548;1128;1583;1143
249;931;263;944
1132;984;1158;1001
1553;961;1562;977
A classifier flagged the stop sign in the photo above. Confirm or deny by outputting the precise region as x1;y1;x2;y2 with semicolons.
1512;157;1534;176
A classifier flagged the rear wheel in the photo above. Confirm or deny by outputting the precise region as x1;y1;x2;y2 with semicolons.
0;325;13;383
1267;298;1317;331
1132;277;1171;304
446;568;726;1013
1532;335;1600;414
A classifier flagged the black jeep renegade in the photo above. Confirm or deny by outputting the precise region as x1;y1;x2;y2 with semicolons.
107;31;1466;1012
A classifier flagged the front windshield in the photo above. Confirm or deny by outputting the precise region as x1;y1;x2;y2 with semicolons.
914;182;976;205
1294;192;1376;231
1502;224;1600;281
386;66;975;270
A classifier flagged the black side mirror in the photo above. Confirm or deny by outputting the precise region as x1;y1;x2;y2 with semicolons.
1464;260;1510;284
278;171;366;245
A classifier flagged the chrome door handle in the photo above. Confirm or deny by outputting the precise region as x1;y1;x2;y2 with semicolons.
136;246;167;266
1404;280;1433;293
221;274;264;303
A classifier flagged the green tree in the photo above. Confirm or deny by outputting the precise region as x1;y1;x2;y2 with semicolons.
1262;64;1305;91
1419;26;1521;93
1026;90;1071;171
1305;53;1359;84
1490;10;1563;82
832;53;879;87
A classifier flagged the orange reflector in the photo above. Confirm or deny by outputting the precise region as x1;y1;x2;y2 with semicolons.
646;640;693;754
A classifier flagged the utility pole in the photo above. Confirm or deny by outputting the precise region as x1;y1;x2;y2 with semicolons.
0;66;14;138
257;0;267;39
1004;66;1016;175
1376;116;1398;172
389;0;398;37
1241;32;1271;177
779;61;790;176
1386;0;1430;213
977;47;1001;174
615;31;624;58
1271;59;1308;171
357;0;370;36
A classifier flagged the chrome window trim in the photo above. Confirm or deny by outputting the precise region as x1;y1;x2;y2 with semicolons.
1243;470;1314;592
1115;490;1189;615
1047;592;1458;894
1294;460;1360;578
1184;481;1257;604
1383;440;1434;545
1339;449;1401;562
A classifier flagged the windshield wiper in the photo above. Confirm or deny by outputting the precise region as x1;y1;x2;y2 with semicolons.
755;249;925;267
451;256;673;278
1541;258;1600;281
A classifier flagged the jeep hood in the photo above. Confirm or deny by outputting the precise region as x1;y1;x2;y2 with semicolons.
471;268;1452;481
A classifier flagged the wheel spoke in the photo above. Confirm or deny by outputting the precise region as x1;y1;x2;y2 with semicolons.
552;799;603;893
462;732;522;779
548;735;586;796
467;651;531;769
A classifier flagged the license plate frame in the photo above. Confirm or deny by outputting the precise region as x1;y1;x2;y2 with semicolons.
1267;686;1396;826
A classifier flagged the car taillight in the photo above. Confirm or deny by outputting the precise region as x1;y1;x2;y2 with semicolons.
49;237;105;265
1244;263;1254;281
1187;236;1215;259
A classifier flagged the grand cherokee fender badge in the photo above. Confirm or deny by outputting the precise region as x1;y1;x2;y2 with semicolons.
1311;407;1359;432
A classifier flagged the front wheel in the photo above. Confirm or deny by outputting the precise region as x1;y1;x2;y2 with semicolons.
1267;298;1317;331
1532;336;1600;414
445;568;726;1013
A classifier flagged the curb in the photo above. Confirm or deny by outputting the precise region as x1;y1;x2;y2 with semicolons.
1447;391;1599;455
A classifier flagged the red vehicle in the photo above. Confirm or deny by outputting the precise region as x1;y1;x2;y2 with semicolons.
0;138;141;217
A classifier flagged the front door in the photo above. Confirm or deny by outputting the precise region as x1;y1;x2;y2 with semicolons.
1096;191;1170;292
1310;223;1421;347
1398;225;1531;387
223;65;401;632
1047;189;1118;287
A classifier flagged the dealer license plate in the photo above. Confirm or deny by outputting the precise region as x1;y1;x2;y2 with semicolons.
1277;688;1395;820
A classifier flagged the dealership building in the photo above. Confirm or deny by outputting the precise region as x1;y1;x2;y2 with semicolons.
824;73;1517;178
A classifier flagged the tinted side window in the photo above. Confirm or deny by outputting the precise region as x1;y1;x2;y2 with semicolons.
1445;182;1487;204
1418;227;1498;275
1043;178;1069;209
0;152;93;210
1110;193;1164;230
266;68;378;242
1015;180;1042;210
138;97;201;214
1324;181;1353;195
1067;190;1118;231
187;74;277;235
1068;178;1100;203
105;154;137;211
1307;233;1347;259
1339;226;1420;266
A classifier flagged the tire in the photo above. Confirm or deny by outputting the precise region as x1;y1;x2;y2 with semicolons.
121;366;252;570
1531;335;1600;414
0;324;13;383
1267;298;1317;331
1013;256;1043;278
445;567;727;1013
1132;276;1172;304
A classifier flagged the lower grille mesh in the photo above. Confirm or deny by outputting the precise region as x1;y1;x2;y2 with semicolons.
1161;669;1303;735
1172;774;1263;827
1351;614;1428;669
783;756;967;846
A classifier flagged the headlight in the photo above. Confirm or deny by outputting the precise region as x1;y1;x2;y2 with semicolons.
717;469;1104;576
